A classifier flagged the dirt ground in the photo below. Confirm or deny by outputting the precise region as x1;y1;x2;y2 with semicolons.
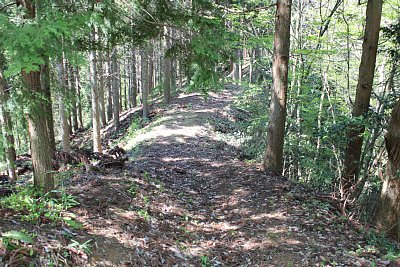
1;90;396;266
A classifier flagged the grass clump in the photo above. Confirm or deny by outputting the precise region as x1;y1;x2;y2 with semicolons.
0;185;80;226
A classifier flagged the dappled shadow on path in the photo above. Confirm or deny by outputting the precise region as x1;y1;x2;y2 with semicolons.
66;91;375;266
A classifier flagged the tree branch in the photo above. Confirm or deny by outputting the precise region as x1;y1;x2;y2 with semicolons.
0;2;17;12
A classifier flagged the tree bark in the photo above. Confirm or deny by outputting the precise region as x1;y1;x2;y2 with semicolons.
69;65;79;132
171;58;177;95
75;67;84;129
57;57;70;152
0;53;17;181
17;0;53;192
262;0;292;173
41;57;56;152
163;27;172;104
23;70;54;192
106;50;113;122
90;29;102;153
141;48;149;119
132;48;138;107
148;46;154;95
342;0;383;196
130;48;137;108
123;50;128;110
64;61;73;136
112;47;120;129
98;52;107;127
376;99;400;239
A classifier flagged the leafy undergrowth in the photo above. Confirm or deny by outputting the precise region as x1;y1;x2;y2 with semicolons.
1;89;400;266
0;183;91;266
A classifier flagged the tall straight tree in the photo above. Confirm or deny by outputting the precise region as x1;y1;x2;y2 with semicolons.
130;48;137;108
106;51;113;122
56;57;70;152
16;0;54;192
69;65;79;132
342;0;383;196
75;67;84;129
98;51;107;127
141;47;149;119
163;27;172;104
263;0;292;173
112;47;120;129
0;52;17;181
123;48;128;110
148;45;154;95
41;57;56;152
90;27;102;153
376;99;400;238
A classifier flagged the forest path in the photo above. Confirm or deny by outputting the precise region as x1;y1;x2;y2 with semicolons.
71;90;379;266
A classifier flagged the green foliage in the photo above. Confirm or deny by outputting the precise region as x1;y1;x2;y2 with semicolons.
382;21;400;61
0;9;92;77
0;185;79;224
142;195;150;205
233;84;269;159
137;209;150;221
200;255;211;267
1;230;34;248
169;2;241;93
66;239;92;255
1;230;35;258
127;182;139;197
354;230;400;261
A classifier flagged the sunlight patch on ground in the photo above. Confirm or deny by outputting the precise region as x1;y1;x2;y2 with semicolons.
231;207;252;216
177;93;200;99
239;239;273;250
108;208;136;220
161;156;207;162
124;123;208;151
250;211;288;221
285;239;302;245
159;203;187;217
205;221;240;232
193;108;219;113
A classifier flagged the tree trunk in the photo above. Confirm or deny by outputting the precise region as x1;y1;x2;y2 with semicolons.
41;57;56;152
57;57;70;152
141;48;149;119
376;99;400;239
0;53;17;181
90;29;102;153
178;60;183;88
118;59;123;112
131;48;137;108
23;70;54;192
342;0;383;196
171;58;177;95
106;50;113;122
63;61;73;136
98;52;107;127
128;54;132;109
163;27;172;104
112;47;120;129
74;67;84;129
262;0;292;173
69;65;79;132
123;50;128;110
148;46;154;95
17;0;53;192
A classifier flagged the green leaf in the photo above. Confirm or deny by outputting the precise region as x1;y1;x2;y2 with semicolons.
2;230;34;244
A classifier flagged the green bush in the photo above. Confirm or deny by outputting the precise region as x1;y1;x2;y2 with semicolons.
0;185;79;225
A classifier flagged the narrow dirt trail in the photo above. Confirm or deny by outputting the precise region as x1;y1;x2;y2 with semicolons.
69;90;381;266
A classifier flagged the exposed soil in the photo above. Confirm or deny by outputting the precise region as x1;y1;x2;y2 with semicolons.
1;90;396;266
